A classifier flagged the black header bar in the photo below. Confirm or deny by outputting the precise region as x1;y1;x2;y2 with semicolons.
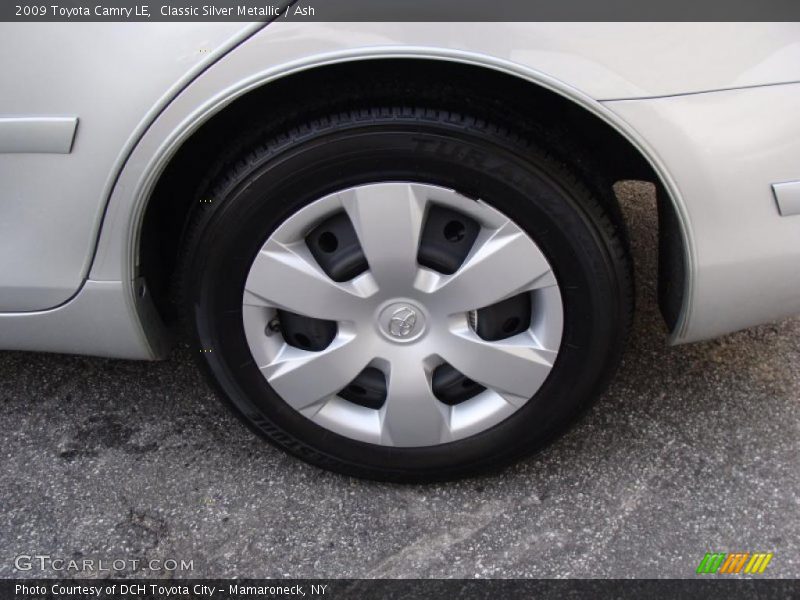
4;0;800;22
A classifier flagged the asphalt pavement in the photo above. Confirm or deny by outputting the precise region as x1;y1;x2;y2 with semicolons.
1;182;798;579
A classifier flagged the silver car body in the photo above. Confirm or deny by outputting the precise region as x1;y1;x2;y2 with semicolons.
1;22;800;359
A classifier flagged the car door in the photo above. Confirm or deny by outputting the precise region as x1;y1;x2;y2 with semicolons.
0;22;257;311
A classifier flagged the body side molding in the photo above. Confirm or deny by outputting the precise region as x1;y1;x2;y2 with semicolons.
0;116;78;154
773;181;800;217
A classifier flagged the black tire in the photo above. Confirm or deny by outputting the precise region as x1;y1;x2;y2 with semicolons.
178;106;632;482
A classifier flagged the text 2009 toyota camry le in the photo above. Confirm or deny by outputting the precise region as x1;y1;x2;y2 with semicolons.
2;21;799;480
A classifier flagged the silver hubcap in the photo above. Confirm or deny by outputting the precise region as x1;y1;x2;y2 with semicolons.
242;182;563;447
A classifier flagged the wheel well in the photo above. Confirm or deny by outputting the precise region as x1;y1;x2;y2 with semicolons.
140;58;685;332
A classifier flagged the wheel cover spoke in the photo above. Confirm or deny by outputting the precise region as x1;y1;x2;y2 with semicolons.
261;335;370;411
340;183;427;291
440;329;557;404
427;221;556;313
381;362;450;446
244;239;370;321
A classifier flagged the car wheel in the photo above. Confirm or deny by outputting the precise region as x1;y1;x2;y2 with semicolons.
179;106;632;481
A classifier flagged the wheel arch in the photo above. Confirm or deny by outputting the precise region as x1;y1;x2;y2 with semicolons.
125;53;693;351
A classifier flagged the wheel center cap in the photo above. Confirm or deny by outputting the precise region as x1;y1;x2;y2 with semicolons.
378;301;427;342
